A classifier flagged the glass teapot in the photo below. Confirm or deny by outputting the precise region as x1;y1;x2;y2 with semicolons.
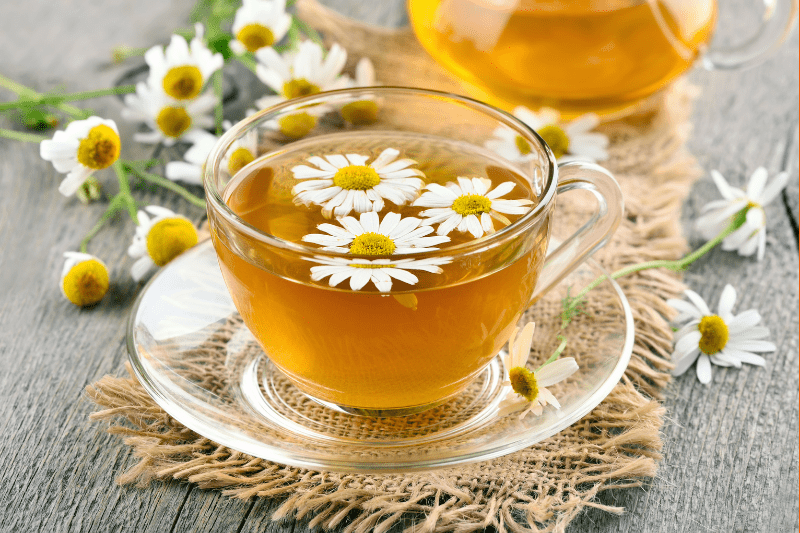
408;0;798;117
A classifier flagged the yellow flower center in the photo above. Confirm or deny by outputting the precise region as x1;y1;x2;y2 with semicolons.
538;124;570;159
63;259;109;307
228;147;255;175
236;23;275;53
146;218;199;267
282;78;321;99
76;125;120;170
277;112;316;139
452;194;492;216
162;65;204;100
333;165;380;190
698;315;729;355
349;232;396;256
341;100;380;125
350;262;394;269
156;106;192;138
509;366;538;402
514;135;532;155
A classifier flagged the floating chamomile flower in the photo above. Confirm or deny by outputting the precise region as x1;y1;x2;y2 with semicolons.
340;58;381;125
39;116;120;196
668;285;775;385
302;211;449;254
122;82;215;146
60;252;109;307
128;206;199;282
305;256;451;292
486;106;608;163
694;167;789;261
292;148;424;218
498;322;579;419
230;0;291;55
144;24;223;101
254;40;349;109
413;177;534;238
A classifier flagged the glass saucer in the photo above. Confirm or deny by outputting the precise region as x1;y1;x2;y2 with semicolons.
127;240;633;473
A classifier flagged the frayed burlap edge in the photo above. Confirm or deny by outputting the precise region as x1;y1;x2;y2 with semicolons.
86;5;703;531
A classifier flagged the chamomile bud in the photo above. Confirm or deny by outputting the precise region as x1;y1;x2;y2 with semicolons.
61;252;109;307
128;206;199;281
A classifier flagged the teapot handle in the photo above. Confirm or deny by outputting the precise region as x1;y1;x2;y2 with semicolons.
703;0;798;70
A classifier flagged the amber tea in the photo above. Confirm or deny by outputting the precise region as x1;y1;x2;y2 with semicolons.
214;132;549;410
408;0;717;116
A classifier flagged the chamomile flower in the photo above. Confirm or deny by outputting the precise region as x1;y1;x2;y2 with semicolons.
668;285;775;385
292;148;424;218
302;211;449;254
164;121;258;184
39;116;120;196
144;24;223;101
498;322;579;419
122;82;215;146
128;206;199;282
164;131;218;185
486;107;608;163
413;177;534;238
60;252;109;306
254;40;349;109
694;167;789;260
306;255;451;292
340;58;381;125
230;0;291;55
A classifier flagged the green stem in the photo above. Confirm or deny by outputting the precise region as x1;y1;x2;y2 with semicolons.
0;128;46;142
536;336;568;372
0;74;88;119
564;209;747;316
79;194;127;253
125;162;206;209
213;70;224;135
293;16;324;46
112;160;139;221
235;54;257;73
112;45;148;63
0;85;135;112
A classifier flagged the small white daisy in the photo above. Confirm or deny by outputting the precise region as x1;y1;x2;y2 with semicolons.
668;284;776;385
230;0;292;55
144;24;223;101
340;57;381;124
122;81;216;146
305;255;451;292
128;206;199;282
254;40;349;109
694;167;789;260
39;116;121;196
165;121;259;184
413;177;534;238
486;106;609;163
498;322;579;419
292;148;424;218
60;251;109;307
302;211;449;254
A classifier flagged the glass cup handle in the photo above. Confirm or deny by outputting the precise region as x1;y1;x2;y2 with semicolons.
530;161;624;302
703;0;798;70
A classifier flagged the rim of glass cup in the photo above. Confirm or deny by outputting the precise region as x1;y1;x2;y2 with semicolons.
203;86;558;260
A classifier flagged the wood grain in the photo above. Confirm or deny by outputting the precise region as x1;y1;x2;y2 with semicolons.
0;0;796;532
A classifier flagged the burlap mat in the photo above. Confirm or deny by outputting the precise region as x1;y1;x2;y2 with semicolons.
86;4;703;531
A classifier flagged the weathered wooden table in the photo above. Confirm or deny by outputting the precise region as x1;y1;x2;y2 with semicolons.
1;1;797;531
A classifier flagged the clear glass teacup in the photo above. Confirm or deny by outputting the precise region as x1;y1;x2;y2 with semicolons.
204;87;623;415
408;0;798;117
